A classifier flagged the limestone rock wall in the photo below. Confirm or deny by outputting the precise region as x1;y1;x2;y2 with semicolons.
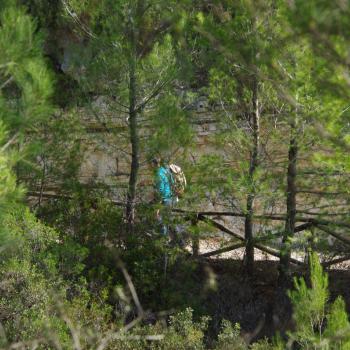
78;95;221;195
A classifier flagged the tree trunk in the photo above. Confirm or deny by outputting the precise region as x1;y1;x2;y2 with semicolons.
279;117;298;282
191;217;199;256
244;78;260;275
125;18;139;230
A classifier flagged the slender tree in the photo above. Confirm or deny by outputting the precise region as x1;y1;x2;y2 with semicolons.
190;0;279;274
279;112;298;281
62;0;184;231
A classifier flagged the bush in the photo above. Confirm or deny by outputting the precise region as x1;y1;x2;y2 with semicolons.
0;258;68;347
214;319;246;350
150;307;210;350
0;209;113;349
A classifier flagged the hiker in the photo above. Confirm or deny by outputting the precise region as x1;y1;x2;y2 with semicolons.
151;157;177;235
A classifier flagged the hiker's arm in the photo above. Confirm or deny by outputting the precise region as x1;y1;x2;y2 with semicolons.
158;172;166;197
149;172;162;204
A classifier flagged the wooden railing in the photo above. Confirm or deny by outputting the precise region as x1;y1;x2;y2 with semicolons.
27;191;350;268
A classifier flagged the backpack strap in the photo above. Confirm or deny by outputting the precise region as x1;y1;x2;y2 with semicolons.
165;166;175;195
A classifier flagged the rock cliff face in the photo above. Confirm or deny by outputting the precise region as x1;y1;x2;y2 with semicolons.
78;95;220;190
41;26;224;200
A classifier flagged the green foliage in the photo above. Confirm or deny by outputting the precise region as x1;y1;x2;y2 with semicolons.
0;258;65;345
149;308;209;350
288;252;350;349
147;93;194;162
214;319;246;350
288;252;329;345
0;0;53;191
0;208;114;348
324;297;350;349
2;1;350;349
0;0;54;220
0;1;82;237
0;0;53;132
20;108;85;194
0;210;65;345
0;127;24;246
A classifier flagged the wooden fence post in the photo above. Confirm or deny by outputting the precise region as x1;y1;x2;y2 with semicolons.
191;216;199;256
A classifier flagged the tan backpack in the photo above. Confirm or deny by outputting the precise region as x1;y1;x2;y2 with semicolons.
168;164;187;197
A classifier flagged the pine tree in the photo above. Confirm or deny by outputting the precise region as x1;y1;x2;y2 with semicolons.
190;0;285;274
0;0;53;241
277;3;350;279
61;0;191;231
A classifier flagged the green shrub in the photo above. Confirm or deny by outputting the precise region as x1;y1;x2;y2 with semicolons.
249;339;271;350
0;209;114;349
150;307;209;350
323;296;350;349
214;319;246;350
0;258;68;346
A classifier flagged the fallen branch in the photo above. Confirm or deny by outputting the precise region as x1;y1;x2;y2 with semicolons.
316;225;350;246
200;243;245;258
173;208;246;218
198;215;304;265
6;338;47;349
197;214;244;241
296;210;350;217
322;256;350;268
294;222;314;232
96;330;164;350
253;243;304;266
62;314;82;350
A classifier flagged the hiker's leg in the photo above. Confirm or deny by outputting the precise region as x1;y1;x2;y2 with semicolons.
161;218;168;236
169;198;185;246
155;206;166;236
161;199;173;237
158;211;168;236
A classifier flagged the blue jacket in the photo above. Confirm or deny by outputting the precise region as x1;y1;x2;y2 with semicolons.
156;166;172;201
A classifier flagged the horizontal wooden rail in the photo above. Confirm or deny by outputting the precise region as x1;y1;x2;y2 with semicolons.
173;208;350;229
27;192;348;258
27;193;350;229
27;191;126;207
